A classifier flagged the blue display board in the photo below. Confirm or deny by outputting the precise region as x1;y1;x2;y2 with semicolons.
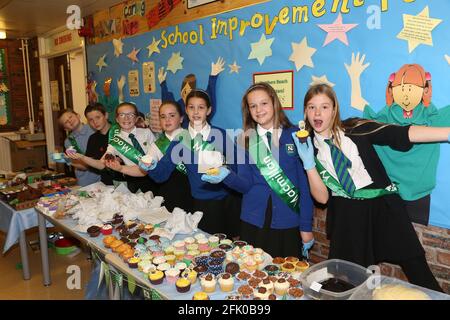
87;0;450;229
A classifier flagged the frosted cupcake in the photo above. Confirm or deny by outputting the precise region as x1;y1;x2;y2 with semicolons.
254;287;270;300
200;273;217;293
218;273;234;292
152;256;166;266
183;237;195;245
259;278;274;294
174;249;185;261
157;262;171;273
208;236;220;248
164;254;176;266
182;269;198;285
165;268;180;284
186;243;199;252
173;240;185;251
194;233;207;242
164;246;175;255
274;278;290;296
174;262;187;273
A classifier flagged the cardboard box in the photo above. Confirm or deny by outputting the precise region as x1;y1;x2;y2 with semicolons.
10;141;47;172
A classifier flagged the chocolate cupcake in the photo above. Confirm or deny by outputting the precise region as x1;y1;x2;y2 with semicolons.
87;225;101;237
218;244;233;252
263;264;279;276
232;240;247;248
193;265;208;276
128;233;140;242
208;249;226;264
225;262;240;276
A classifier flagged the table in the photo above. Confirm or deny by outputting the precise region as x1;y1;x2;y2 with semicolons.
0;200;49;280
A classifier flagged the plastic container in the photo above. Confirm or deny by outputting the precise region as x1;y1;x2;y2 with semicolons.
299;259;371;300
349;275;450;300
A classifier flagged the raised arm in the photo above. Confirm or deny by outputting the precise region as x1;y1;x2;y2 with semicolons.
408;126;450;143
345;52;370;112
158;67;175;101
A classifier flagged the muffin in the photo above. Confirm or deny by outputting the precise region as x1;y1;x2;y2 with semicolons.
109;240;124;251
272;257;285;266
208;236;220;248
176;277;191;293
213;233;227;241
295;260;310;272
200;273;217;293
165;268;180;284
218;273;234;292
209;249;226;264
173;240;185;251
144;224;154;234
281;262;295;273
103;235;117;248
207;260;224;276
165;254;176;266
101;224;113;235
296;120;309;143
274;278;290;296
193;265;208;277
127;257;140;269
192;291;209;300
183;237;196;245
157;263;171;273
263;264;280;276
218;244;233;252
152;256;166;266
237;284;253;299
285;256;299;264
288;287;304;299
225;262;240;276
260;277;274;294
182;269;198;285
233;240;247;248
87;225;101;237
148;270;164;285
254;286;270;300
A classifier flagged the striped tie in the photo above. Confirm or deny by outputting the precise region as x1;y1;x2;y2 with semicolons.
266;131;272;151
325;139;356;195
128;133;145;155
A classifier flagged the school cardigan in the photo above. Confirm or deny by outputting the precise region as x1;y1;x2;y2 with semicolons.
148;125;236;200
223;127;314;232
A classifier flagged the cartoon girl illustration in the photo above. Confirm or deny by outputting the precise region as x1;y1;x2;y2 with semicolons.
346;53;450;225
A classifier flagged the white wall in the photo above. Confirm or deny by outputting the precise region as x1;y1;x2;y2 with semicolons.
69;50;88;122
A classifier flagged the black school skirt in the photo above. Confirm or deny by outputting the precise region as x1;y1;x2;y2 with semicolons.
239;197;301;258
125;175;159;194
156;169;193;213
327;194;425;267
194;191;241;237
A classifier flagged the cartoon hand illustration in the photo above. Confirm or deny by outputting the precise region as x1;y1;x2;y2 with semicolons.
211;57;225;76
158;67;167;84
345;52;370;111
117;75;126;103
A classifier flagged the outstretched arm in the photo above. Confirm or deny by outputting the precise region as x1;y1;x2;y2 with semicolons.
207;57;225;120
409;126;450;143
158;67;175;101
345;52;370;112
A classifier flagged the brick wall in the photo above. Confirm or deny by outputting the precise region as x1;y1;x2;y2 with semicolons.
311;207;450;294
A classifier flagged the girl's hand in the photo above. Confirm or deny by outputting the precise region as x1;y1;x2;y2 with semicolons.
211;57;225;76
105;158;123;172
138;158;157;171
65;152;84;160
201;167;230;184
291;134;315;170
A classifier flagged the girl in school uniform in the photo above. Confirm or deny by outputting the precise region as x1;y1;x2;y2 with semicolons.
110;101;193;213
295;83;447;291
67;102;156;193
143;90;241;237
202;82;325;258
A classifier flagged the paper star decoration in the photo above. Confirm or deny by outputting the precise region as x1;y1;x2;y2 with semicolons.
310;75;335;87
112;38;123;57
147;37;161;58
228;61;241;74
289;37;317;72
127;47;141;63
96;54;107;72
248;34;274;65
445;54;450;65
317;13;357;46
167;52;184;74
397;6;442;53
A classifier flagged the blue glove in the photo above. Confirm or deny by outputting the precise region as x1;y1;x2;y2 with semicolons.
302;239;315;260
201;167;230;184
291;133;315;170
50;153;69;164
138;158;157;171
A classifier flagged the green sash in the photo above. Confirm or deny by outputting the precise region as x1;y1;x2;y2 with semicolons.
176;129;215;153
68;135;83;154
154;134;187;175
108;124;143;165
315;158;398;199
249;134;300;213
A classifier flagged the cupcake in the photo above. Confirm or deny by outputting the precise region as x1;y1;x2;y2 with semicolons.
183;237;195;245
148;270;164;285
121;249;135;262
208;236;220;248
296;120;309;143
281;262;295;273
157;263;171;273
218;273;234;292
237;284;253;299
209;249;226;264
213;233;227;241
115;244;131;254
272;257;285;266
194;255;209;267
138;260;153;272
218;244;233;252
232;240;247;248
194;233;207;242
186;243;199;252
165;268;180;284
263;264;279;276
274;278;290;296
144;224;154;234
207;260;224;276
172;240;185;251
174;262;187;273
176;277;191;293
192;291;209;300
87;225;101;237
288;287;304;299
200;273;217;293
109;240;124;251
219;239;233;246
245;259;257;272
164;254;176;266
254;286;270;300
182;269;198;285
127;257;140;269
100;224;113;235
253;254;265;267
103;235;117;248
152;256;166;266
252;269;268;279
295;260;310;272
260;277;274;294
285;256;299;264
225;262;240;276
137;237;147;245
173;249;185;261
148;235;160;242
193;265;208;277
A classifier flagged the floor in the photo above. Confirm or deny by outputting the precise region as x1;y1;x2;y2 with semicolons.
0;228;92;300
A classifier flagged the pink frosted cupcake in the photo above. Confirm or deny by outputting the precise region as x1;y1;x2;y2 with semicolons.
152;250;165;257
165;268;180;284
173;240;185;251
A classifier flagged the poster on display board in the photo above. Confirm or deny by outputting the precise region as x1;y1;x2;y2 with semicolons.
253;70;294;109
142;62;156;93
128;70;140;97
0;48;10;126
150;98;162;133
86;0;450;229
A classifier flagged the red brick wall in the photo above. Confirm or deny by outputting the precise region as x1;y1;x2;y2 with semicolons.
311;207;450;294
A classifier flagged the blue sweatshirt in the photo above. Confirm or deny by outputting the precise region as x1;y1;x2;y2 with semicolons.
223;127;314;232
148;125;236;200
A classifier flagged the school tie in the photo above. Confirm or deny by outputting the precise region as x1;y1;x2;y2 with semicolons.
192;133;203;150
266;131;272;151
128;133;145;155
324;138;356;195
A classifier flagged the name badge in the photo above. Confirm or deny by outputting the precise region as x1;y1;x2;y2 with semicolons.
286;144;296;156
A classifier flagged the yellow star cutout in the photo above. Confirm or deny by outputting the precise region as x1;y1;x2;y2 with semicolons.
228;61;241;74
397;6;442;53
96;54;107;72
167;52;184;74
289;37;317;72
248;34;274;65
147;37;161;58
445;54;450;65
310;75;335;87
